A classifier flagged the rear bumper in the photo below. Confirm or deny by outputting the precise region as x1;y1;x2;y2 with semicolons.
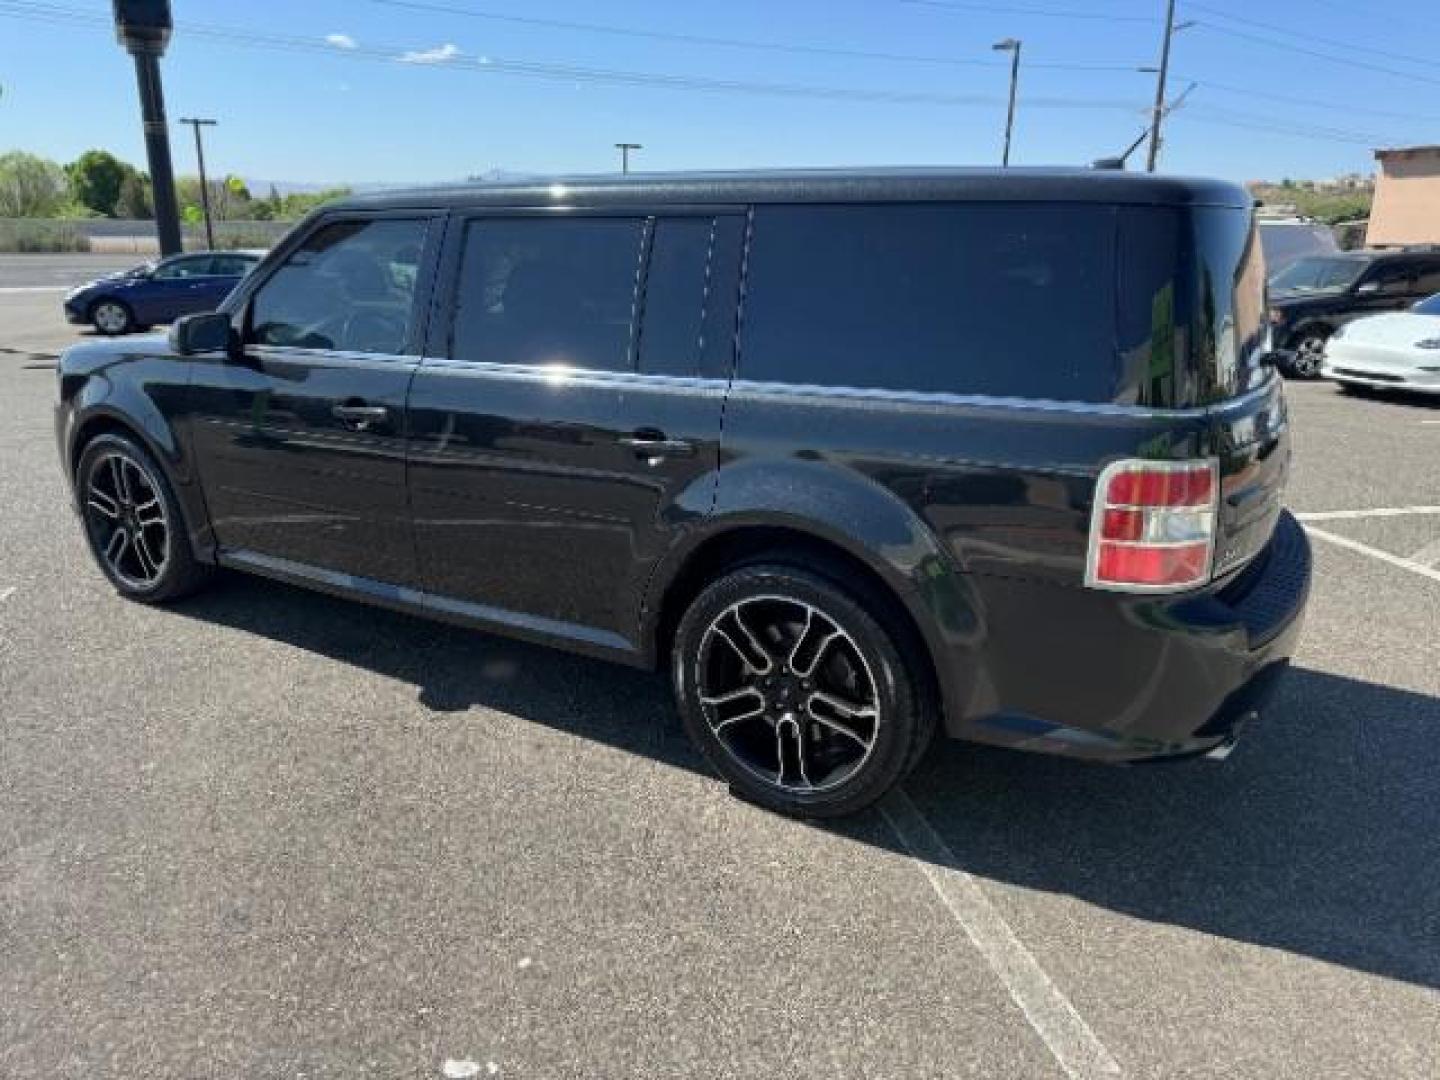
946;510;1311;762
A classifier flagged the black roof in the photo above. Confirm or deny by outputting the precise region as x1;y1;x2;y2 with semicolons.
331;167;1251;212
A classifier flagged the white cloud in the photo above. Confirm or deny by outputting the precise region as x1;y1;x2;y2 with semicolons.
325;33;357;50
399;42;461;65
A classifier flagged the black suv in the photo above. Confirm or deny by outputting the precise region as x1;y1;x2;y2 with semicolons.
55;169;1311;818
1268;248;1440;377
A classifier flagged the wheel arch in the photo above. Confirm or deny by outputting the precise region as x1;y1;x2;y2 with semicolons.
645;516;981;734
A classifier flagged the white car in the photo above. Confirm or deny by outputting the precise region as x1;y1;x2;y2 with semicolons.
1322;293;1440;394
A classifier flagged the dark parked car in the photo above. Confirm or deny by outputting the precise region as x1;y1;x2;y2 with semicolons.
1267;248;1440;377
54;169;1310;818
63;251;262;335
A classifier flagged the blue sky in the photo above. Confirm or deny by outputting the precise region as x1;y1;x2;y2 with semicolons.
1;0;1436;186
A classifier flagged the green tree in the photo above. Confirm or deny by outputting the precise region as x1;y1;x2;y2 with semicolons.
116;169;152;219
0;151;68;217
66;149;130;216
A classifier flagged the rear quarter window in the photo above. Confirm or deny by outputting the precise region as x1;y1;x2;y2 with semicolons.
738;203;1118;402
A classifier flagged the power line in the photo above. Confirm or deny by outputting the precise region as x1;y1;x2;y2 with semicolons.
1185;2;1436;71
0;1;1148;111
900;0;1155;23
1194;22;1440;89
1179;76;1440;126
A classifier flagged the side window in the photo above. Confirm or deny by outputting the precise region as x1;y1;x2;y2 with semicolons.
210;255;252;277
639;216;745;379
1365;262;1414;294
451;217;645;372
154;256;211;280
1413;260;1440;295
740;204;1117;401
248;217;429;355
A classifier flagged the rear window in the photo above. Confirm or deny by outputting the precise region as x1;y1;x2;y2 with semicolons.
738;203;1118;402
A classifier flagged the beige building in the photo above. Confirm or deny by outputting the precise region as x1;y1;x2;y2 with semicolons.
1366;146;1440;248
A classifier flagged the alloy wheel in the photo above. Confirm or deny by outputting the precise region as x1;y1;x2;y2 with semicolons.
93;302;129;334
696;595;881;794
84;452;170;589
1292;335;1326;377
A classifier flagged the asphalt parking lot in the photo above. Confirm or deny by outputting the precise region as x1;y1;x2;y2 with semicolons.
2;255;1438;1079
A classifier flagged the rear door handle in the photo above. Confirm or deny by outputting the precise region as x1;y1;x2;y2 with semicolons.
332;403;389;429
619;430;695;459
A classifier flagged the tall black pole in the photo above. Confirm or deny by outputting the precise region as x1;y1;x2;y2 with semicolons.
1146;0;1177;174
130;53;181;255
1002;44;1020;167
180;118;217;250
115;1;181;255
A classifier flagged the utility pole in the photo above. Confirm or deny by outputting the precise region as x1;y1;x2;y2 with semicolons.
615;142;641;174
179;118;217;250
992;39;1021;167
113;1;182;256
1145;2;1194;173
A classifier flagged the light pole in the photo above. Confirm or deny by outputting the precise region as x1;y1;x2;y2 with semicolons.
179;117;217;250
615;142;641;174
113;0;182;256
992;39;1021;167
1145;2;1196;173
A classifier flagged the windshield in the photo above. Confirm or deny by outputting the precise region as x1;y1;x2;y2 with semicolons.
1269;256;1365;294
123;261;157;277
1413;293;1440;316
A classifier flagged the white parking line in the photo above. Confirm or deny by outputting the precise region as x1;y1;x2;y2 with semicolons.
1303;525;1440;585
1294;506;1440;522
1405;537;1440;568
881;791;1122;1080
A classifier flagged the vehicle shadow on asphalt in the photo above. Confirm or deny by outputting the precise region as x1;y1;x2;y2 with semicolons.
175;574;1439;991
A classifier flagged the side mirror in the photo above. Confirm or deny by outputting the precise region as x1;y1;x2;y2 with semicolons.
170;312;235;356
1356;281;1381;295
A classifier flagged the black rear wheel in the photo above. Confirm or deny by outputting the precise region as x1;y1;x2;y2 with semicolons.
90;299;133;336
673;563;934;818
76;434;213;602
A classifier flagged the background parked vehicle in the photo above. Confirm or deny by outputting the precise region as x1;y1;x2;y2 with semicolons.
1267;248;1440;378
1259;218;1339;277
62;250;262;335
1323;292;1440;395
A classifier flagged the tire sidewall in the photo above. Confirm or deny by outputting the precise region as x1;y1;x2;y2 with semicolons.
673;564;922;818
76;434;193;601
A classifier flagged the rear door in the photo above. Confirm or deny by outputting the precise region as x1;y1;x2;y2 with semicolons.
187;211;442;585
406;208;743;652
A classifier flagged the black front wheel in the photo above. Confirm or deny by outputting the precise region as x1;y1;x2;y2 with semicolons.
76;434;213;602
1287;331;1329;379
673;563;934;818
90;299;134;336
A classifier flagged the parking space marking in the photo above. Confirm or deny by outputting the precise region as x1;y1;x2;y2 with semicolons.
1406;537;1440;568
1303;525;1440;585
881;791;1123;1080
1294;506;1440;522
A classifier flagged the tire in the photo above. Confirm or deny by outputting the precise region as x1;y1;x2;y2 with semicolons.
75;433;213;603
1286;329;1329;379
672;562;935;818
90;298;134;336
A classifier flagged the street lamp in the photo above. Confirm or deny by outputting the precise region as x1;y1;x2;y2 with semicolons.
615;142;642;174
112;0;182;256
992;38;1021;168
179;118;217;250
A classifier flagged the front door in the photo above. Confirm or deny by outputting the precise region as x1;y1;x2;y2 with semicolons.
187;212;440;586
406;210;744;652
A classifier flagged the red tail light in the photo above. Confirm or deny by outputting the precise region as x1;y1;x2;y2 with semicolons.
1085;459;1219;592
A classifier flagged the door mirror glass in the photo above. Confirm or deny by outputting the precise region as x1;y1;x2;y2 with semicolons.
170;312;233;356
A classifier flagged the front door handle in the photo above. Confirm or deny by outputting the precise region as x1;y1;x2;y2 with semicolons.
619;430;695;460
332;403;389;430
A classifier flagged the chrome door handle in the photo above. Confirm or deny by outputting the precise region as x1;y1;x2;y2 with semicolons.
332;404;389;429
619;432;695;459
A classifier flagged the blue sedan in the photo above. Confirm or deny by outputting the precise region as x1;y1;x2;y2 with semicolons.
63;251;262;335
